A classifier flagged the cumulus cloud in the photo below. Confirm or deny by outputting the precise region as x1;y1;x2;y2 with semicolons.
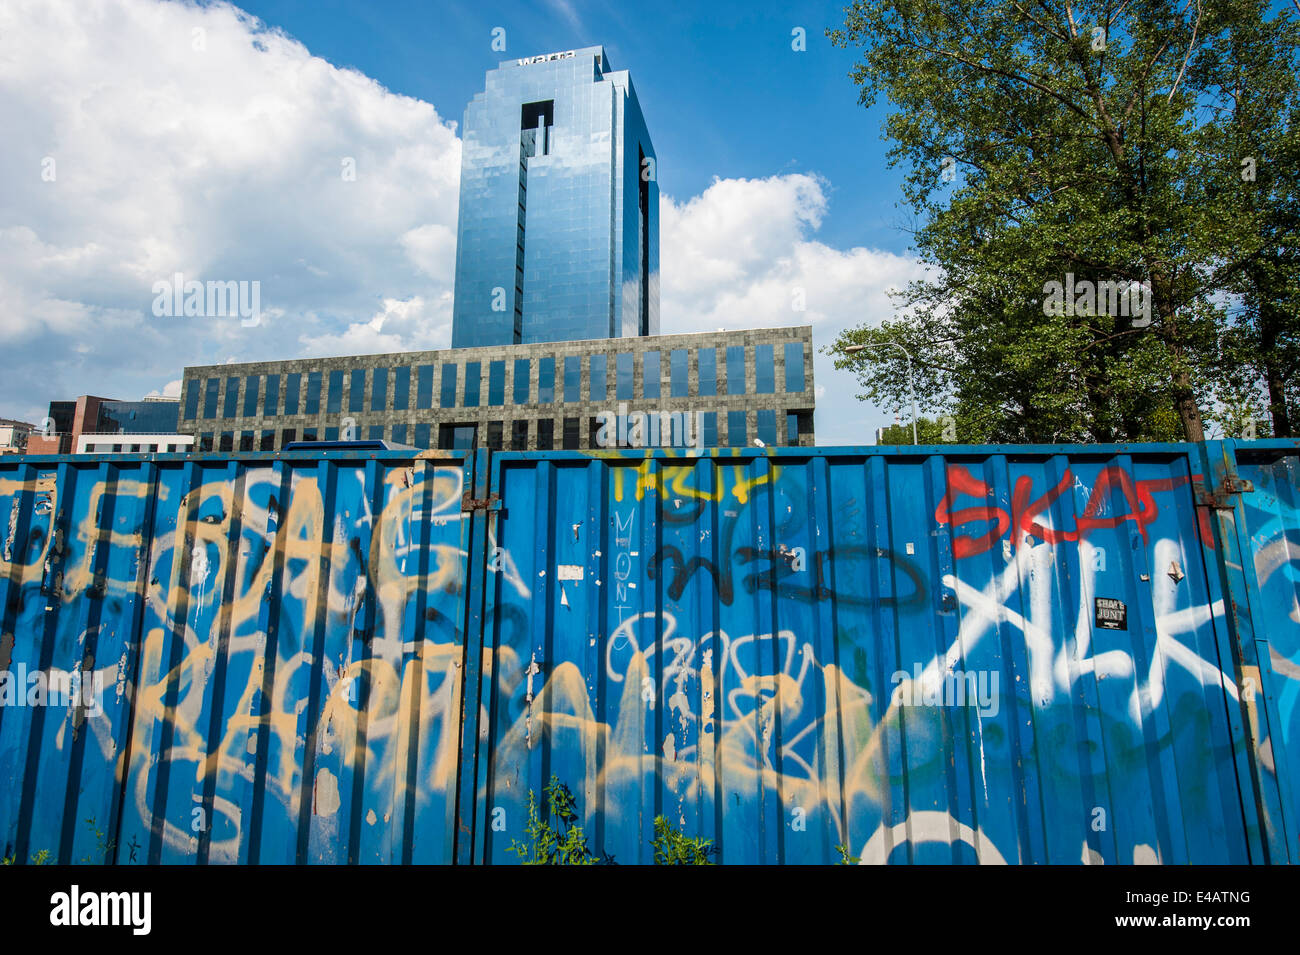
0;0;460;422
660;174;926;444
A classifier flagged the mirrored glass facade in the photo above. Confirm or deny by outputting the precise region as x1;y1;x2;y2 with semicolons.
451;46;659;347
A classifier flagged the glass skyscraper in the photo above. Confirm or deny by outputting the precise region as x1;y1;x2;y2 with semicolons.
451;46;659;347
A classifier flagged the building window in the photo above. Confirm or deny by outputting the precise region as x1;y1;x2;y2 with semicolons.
327;370;344;414
564;355;581;403
325;427;339;441
365;425;382;440
371;368;388;412
727;346;746;395
727;410;747;446
538;357;555;403
757;409;777;445
391;424;407;445
702;412;718;447
243;377;260;417
280;428;296;445
464;362;481;408
302;428;318;442
183;382;199;421
414;423;432;448
239;433;254;452
203;378;219;419
670;349;687;398
223;377;240;418
616;352;633;400
306;372;322;415
349;369;366;413
262;375;278;417
392;367;410;412
537;419;554;450
487;421;504;450
698;349;717;397
440;363;458;408
219;431;234;452
785;342;805;393
489;361;506;406
283;373;300;415
643;351;660;399
513;358;530;404
589;354;607;402
439;424;477;451
755;345;775;394
259;430;275;451
589;417;601;448
511;420;529;450
416;365;434;409
786;413;799;446
563;417;580;449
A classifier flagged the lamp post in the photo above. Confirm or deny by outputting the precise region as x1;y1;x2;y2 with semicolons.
844;342;918;445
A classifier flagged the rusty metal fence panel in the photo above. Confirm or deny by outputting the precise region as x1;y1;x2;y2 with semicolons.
1;442;1297;864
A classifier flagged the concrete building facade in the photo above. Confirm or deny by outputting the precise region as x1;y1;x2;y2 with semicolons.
179;326;814;452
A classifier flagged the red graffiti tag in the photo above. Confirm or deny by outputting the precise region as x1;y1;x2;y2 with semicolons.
937;464;1214;557
935;466;1010;558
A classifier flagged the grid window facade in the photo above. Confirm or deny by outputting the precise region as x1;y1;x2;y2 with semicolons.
181;328;814;451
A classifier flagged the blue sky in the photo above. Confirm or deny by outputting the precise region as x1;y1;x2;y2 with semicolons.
235;0;908;251
0;0;924;444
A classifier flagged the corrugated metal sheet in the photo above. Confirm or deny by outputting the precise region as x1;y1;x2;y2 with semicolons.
0;442;1296;864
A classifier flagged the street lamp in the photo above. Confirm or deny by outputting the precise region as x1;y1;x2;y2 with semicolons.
844;342;919;445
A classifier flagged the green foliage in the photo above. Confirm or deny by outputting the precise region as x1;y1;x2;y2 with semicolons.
876;416;953;445
507;775;609;865
79;816;116;865
835;843;861;865
827;0;1300;441
651;816;716;864
3;848;53;865
507;777;721;864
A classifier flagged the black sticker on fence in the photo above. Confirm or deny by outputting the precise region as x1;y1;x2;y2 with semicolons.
1095;597;1127;630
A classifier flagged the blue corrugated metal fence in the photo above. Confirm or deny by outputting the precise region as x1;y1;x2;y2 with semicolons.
0;441;1296;864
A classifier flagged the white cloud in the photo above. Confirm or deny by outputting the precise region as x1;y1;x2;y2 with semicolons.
0;0;460;422
299;294;452;357
660;174;926;445
144;379;183;399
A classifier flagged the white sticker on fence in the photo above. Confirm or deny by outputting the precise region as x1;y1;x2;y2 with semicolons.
557;564;585;581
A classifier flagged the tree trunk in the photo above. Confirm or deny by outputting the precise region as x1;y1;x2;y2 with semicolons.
1173;366;1206;442
1260;300;1292;437
1150;271;1207;442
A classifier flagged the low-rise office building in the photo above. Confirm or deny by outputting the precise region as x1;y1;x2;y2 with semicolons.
179;326;815;452
26;395;186;455
76;433;194;454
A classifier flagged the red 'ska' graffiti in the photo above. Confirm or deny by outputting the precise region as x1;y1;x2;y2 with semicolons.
935;465;1214;558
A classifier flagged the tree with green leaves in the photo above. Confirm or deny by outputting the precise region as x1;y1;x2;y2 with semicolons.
827;0;1300;442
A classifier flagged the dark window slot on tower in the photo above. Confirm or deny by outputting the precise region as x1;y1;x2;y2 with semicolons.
638;144;650;336
520;100;554;156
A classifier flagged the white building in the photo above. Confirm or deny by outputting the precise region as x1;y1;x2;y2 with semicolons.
76;433;195;454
